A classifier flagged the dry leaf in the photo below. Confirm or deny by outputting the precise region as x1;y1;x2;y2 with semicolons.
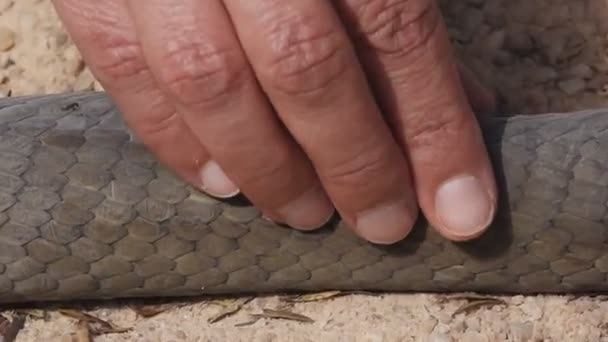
283;290;377;303
59;309;132;335
208;297;253;323
0;312;12;322
284;291;344;303
251;309;314;323
234;317;261;327
15;309;47;320
452;298;506;316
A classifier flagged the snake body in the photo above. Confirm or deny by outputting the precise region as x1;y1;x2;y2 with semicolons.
0;91;607;303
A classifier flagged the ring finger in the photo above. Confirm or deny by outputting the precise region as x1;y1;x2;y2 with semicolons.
224;0;420;243
125;0;338;230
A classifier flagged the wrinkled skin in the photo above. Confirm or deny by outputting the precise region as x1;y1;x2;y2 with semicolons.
52;0;498;244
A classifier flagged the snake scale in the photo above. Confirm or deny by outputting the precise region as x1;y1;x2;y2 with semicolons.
0;91;607;304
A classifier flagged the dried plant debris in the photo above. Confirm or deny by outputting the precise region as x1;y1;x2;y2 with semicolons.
443;293;503;302
236;308;315;327
282;290;378;303
207;297;254;324
14;309;47;320
0;312;26;342
283;291;345;303
234;318;260;327
451;297;507;317
129;304;171;318
59;309;132;336
253;309;314;323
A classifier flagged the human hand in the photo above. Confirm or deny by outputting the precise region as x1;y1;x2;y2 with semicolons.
52;0;498;244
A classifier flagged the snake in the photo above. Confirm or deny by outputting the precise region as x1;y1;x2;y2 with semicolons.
0;91;607;304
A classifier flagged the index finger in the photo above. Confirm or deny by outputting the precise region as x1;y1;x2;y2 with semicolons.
338;0;498;241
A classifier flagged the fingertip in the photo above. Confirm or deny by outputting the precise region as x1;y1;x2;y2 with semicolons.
433;174;496;241
275;185;336;231
199;160;241;198
354;197;419;245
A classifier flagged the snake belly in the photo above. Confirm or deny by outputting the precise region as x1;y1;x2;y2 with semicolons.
0;91;606;304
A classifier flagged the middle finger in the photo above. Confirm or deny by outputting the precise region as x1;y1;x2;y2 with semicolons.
224;0;419;243
126;0;335;229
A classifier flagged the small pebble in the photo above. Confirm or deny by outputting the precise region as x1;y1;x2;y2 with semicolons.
519;86;549;113
430;330;453;342
175;330;187;340
74;69;96;90
420;317;439;334
481;0;505;27
484;29;506;53
0;26;15;52
93;80;105;91
0;54;10;68
505;27;534;53
510;322;535;341
567;63;593;79
558;78;586;95
460;8;485;39
63;45;84;75
510;295;525;305
493;51;514;66
509;1;536;24
526;66;558;83
49;31;69;49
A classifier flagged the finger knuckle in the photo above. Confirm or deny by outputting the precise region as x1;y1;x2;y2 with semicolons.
352;0;440;57
156;42;250;106
261;15;350;96
243;146;293;190
65;4;149;84
133;109;178;140
90;35;148;84
325;143;391;189
406;110;465;149
235;145;297;201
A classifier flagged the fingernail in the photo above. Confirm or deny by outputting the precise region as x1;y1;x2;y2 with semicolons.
276;186;334;230
355;198;416;244
199;160;240;198
435;175;494;237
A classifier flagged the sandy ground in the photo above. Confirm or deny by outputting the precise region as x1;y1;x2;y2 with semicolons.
2;0;608;341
